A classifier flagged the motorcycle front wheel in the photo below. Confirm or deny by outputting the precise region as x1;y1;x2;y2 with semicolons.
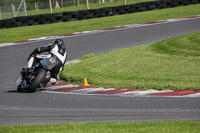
26;68;47;93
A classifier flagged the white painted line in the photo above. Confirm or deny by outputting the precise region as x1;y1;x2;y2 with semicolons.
81;31;93;34
182;93;200;97
116;89;173;97
70;87;108;94
124;24;146;28
95;88;116;92
74;32;81;34
0;43;17;48
43;90;109;96
87;30;104;33
41;84;79;90
43;87;116;96
65;59;81;65
115;89;159;97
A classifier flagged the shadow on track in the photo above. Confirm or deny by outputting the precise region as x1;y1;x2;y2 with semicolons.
6;90;19;93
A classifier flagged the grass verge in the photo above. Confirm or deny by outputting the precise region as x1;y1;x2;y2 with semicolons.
0;121;200;133
0;4;200;43
60;32;200;91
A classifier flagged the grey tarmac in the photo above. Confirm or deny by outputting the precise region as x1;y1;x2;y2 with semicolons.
0;18;200;125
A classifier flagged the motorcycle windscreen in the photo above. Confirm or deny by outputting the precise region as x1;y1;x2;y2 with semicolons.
40;58;56;70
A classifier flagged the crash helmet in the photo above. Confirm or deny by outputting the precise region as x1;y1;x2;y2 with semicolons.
54;39;65;46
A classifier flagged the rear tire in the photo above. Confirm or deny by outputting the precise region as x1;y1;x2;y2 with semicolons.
27;68;47;93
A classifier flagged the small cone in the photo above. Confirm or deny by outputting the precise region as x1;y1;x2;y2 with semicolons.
84;77;89;86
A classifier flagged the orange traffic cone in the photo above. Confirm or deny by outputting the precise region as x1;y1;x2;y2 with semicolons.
84;77;89;86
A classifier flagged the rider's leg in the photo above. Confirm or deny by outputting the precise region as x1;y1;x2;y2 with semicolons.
49;58;62;85
43;76;57;86
49;71;59;84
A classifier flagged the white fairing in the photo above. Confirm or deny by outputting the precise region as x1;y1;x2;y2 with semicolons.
50;45;67;64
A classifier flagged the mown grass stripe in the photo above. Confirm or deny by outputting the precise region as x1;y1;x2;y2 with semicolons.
0;121;199;133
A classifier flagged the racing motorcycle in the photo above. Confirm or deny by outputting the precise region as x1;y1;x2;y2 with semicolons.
17;54;56;93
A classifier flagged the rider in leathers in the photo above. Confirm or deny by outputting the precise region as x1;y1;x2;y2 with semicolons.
24;39;67;85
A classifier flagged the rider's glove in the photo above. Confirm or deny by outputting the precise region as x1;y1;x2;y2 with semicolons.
34;48;41;54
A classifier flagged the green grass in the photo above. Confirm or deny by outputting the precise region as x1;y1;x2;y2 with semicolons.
0;121;199;133
1;0;155;19
60;32;200;91
0;4;200;43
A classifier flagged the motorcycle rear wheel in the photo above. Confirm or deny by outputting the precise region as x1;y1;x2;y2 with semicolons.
26;68;47;92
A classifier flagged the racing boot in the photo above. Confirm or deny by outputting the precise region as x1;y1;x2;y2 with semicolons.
50;78;57;85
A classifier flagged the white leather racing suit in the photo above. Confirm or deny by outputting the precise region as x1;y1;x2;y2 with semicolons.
27;42;67;84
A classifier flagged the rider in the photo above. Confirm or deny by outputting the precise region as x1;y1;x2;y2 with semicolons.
22;39;67;85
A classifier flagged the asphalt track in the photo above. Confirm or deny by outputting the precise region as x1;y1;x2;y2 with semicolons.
0;18;200;125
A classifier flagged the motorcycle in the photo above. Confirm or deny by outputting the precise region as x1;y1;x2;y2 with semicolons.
17;54;56;93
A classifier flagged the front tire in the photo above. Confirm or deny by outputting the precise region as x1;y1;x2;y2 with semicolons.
27;68;47;92
17;85;22;92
